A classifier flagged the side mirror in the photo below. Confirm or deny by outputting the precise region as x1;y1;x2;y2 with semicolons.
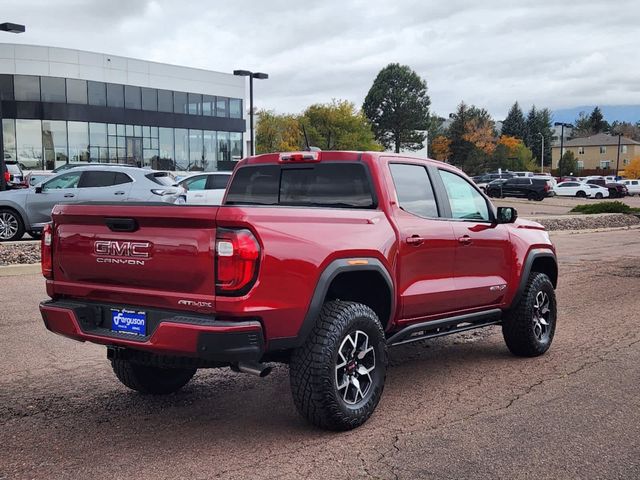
35;186;43;194
496;206;518;224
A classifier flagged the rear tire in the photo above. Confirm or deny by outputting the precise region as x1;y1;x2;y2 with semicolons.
289;301;387;431
0;208;25;242
595;192;603;199
576;191;587;198
503;272;557;357
111;359;196;394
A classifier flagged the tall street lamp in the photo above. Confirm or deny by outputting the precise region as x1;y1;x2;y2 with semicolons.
615;132;623;177
537;132;544;173
0;22;26;192
233;70;268;157
554;122;572;177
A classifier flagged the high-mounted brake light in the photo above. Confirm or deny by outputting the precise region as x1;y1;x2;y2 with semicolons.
215;228;260;295
41;223;53;279
279;151;321;162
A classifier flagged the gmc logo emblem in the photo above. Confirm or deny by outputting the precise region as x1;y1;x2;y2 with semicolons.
94;241;151;258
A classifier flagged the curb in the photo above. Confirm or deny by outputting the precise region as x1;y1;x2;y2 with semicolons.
0;263;41;277
549;225;640;235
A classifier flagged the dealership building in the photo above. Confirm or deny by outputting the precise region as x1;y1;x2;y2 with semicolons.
0;43;247;172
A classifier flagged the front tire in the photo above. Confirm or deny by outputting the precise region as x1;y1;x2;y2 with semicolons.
111;359;196;394
289;301;387;430
595;192;603;199
503;272;557;357
0;209;25;242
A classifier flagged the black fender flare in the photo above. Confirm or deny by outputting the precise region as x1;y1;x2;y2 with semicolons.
268;257;394;351
511;249;557;307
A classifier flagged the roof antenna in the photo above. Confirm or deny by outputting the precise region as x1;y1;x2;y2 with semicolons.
301;123;321;152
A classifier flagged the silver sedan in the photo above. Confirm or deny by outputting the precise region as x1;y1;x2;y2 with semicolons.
0;165;185;241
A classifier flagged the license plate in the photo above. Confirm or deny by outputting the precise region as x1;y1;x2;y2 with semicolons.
111;308;146;336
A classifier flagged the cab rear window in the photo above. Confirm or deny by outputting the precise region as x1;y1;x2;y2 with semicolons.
225;163;375;208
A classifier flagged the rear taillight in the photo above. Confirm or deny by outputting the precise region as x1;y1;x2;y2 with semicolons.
41;223;53;279
3;172;9;182
215;228;260;295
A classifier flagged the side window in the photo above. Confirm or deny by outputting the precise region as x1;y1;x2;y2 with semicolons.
389;163;439;218
185;176;207;191
78;171;117;188
207;174;231;189
439;170;490;221
114;172;133;185
42;171;81;190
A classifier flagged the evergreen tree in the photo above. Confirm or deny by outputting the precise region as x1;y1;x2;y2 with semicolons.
501;102;527;140
558;150;578;177
525;106;553;171
588;106;609;133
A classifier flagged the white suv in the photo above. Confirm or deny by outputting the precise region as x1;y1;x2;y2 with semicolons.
621;179;640;196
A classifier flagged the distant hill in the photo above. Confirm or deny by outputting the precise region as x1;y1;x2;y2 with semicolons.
552;105;640;124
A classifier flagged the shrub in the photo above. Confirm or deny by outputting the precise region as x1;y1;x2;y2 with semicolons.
570;201;633;214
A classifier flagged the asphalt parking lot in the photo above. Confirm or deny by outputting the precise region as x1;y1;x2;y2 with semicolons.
494;193;640;216
1;228;639;479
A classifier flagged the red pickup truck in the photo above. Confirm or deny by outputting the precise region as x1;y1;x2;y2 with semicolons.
40;151;558;430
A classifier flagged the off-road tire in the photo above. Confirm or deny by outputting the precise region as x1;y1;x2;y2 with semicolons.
503;272;557;357
0;208;25;242
111;359;196;394
289;301;387;431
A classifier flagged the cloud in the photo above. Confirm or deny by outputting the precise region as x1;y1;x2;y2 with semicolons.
2;0;640;120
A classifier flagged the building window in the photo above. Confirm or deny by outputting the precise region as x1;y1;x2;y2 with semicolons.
87;81;107;106
66;79;87;104
230;132;243;159
621;145;628;153
124;85;141;110
106;83;124;108
157;89;173;113
174;128;189;170
89;122;108;161
42;120;68;169
0;74;13;100
217;131;230;161
40;77;66;103
2;119;17;162
68;121;89;163
14;75;40;101
230;99;242;119
216;97;229;118
203;130;216;170
188;93;202;115
578;146;585;155
203;95;215;116
189;129;204;169
141;88;157;111
159;127;175;168
600;146;606;154
600;161;611;169
577;160;584;170
623;159;629;166
15;119;43;170
173;92;188;114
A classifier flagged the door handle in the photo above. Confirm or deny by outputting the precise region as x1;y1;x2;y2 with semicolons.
63;193;75;198
114;191;125;195
406;235;426;246
458;235;472;245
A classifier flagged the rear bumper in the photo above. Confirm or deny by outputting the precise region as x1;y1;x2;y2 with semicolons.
40;300;264;363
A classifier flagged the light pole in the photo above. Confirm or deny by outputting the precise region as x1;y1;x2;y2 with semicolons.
537;132;544;173
233;70;268;157
0;22;26;191
554;122;572;177
615;132;622;177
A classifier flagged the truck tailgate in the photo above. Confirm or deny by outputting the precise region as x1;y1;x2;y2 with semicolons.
49;204;218;311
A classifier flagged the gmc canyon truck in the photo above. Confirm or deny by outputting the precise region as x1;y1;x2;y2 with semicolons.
40;151;558;430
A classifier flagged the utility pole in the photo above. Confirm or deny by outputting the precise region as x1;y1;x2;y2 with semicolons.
615;133;622;177
537;132;544;173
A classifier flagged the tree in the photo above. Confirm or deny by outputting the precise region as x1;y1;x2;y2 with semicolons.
525;106;553;169
431;135;451;161
610;121;640;141
490;136;536;172
363;63;431;153
588;106;609;134
255;110;302;154
572;111;592;138
463;116;496;156
558;150;578;177
622;156;640;178
301;100;382;151
501;102;527;140
446;102;494;170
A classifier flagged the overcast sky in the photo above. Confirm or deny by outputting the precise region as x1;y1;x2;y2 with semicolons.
2;0;640;119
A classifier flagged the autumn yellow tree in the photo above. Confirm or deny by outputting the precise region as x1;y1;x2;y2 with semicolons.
463;117;496;155
496;135;521;154
255;110;302;154
622;156;640;178
431;135;451;161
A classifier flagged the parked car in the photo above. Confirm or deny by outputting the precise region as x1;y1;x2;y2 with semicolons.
620;179;640;196
177;172;232;205
472;172;515;192
0;166;185;241
586;184;610;199
553;181;592;198
486;177;551;201
512;171;534;177
26;162;133;186
585;179;628;198
39;149;558;431
3;161;26;189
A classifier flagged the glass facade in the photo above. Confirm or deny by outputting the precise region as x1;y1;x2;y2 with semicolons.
0;73;244;172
